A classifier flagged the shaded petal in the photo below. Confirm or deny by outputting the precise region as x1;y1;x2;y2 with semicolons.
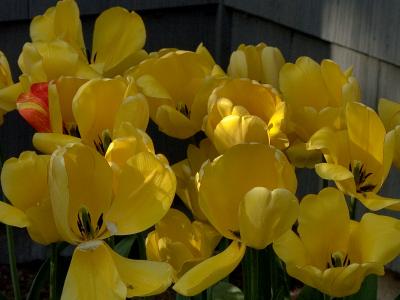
155;104;198;139
298;187;350;270
109;243;173;297
61;241;126;300
199;143;296;240
239;187;298;249
49;143;113;243
273;230;307;267
105;151;176;235
348;213;400;265
356;192;400;211
285;142;322;168
378;98;400;131
72;78;127;144
0;201;29;228
33;132;81;154
113;93;149;132
173;241;246;296
92;7;145;75
315;163;354;181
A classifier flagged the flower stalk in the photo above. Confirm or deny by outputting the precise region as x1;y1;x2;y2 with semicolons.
49;243;58;300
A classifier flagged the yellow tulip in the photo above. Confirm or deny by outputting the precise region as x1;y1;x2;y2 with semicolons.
127;45;224;139
227;43;285;87
172;138;218;220
30;0;147;77
308;102;399;211
146;209;221;281
274;187;400;297
279;57;361;167
49;142;176;299
204;78;288;153
378;97;400;169
0;151;60;244
0;50;22;125
18;40;99;84
173;143;299;295
32;77;150;156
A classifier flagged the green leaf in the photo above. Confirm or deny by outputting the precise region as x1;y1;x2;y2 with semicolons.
208;282;244;300
395;294;400;300
297;286;324;300
345;275;377;300
114;235;136;257
26;258;50;300
0;291;7;300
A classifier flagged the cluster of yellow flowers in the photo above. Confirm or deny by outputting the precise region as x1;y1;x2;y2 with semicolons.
1;1;400;299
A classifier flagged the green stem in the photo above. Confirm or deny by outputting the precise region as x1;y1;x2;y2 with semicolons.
6;225;21;300
242;247;271;300
49;243;58;300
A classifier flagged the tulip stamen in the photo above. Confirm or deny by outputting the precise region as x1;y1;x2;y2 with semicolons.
176;102;191;118
77;207;105;241
327;251;350;268
349;161;376;193
229;230;241;239
63;124;81;138
94;130;112;155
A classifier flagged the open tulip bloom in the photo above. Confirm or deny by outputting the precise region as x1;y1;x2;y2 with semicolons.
2;0;400;299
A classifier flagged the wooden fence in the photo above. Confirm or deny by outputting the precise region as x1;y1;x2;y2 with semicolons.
1;0;400;272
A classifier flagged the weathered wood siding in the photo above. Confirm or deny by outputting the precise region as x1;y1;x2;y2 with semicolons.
1;0;400;272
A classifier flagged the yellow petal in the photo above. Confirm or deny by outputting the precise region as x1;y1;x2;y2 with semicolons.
298;187;350;270
113;93;149;132
346;102;386;167
273;230;307;267
30;0;85;59
279;57;333;110
348;213;400;265
49;143;113;244
355;192;400;211
0;201;29;228
260;46;285;87
0;83;22;113
155;104;198;139
378;98;400;131
92;7;145;75
228;50;248;79
285;142;322;168
109;243;173;297
0;50;13;87
33;132;81;154
212;115;269;153
105;151;176;235
173;241;246;296
239;187;299;249
199;143;296;240
72;78;127;145
61;241;126;300
1;152;50;211
315;163;354;181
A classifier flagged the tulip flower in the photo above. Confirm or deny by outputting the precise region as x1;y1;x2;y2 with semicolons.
127;45;224;139
274;187;400;297
173;143;299;296
146;209;221;281
279;57;361;167
23;77;149;156
308;102;399;211
49;142;176;299
227;43;285;88
0;151;60;244
204;78;288;153
0;50;23;125
172;138;218;220
29;0;147;77
378;97;400;169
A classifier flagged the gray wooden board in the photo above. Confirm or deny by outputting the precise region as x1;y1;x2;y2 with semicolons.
225;0;400;67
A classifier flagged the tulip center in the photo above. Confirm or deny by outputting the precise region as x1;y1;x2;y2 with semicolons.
63;123;81;137
327;251;350;268
77;206;105;241
176;102;191;118
94;129;112;155
349;160;376;193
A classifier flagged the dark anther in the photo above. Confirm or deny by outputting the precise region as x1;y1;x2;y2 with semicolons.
96;213;104;233
229;230;241;239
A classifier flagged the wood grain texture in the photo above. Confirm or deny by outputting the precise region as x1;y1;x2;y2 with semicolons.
225;0;400;67
230;11;292;60
378;62;400;101
0;0;28;22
